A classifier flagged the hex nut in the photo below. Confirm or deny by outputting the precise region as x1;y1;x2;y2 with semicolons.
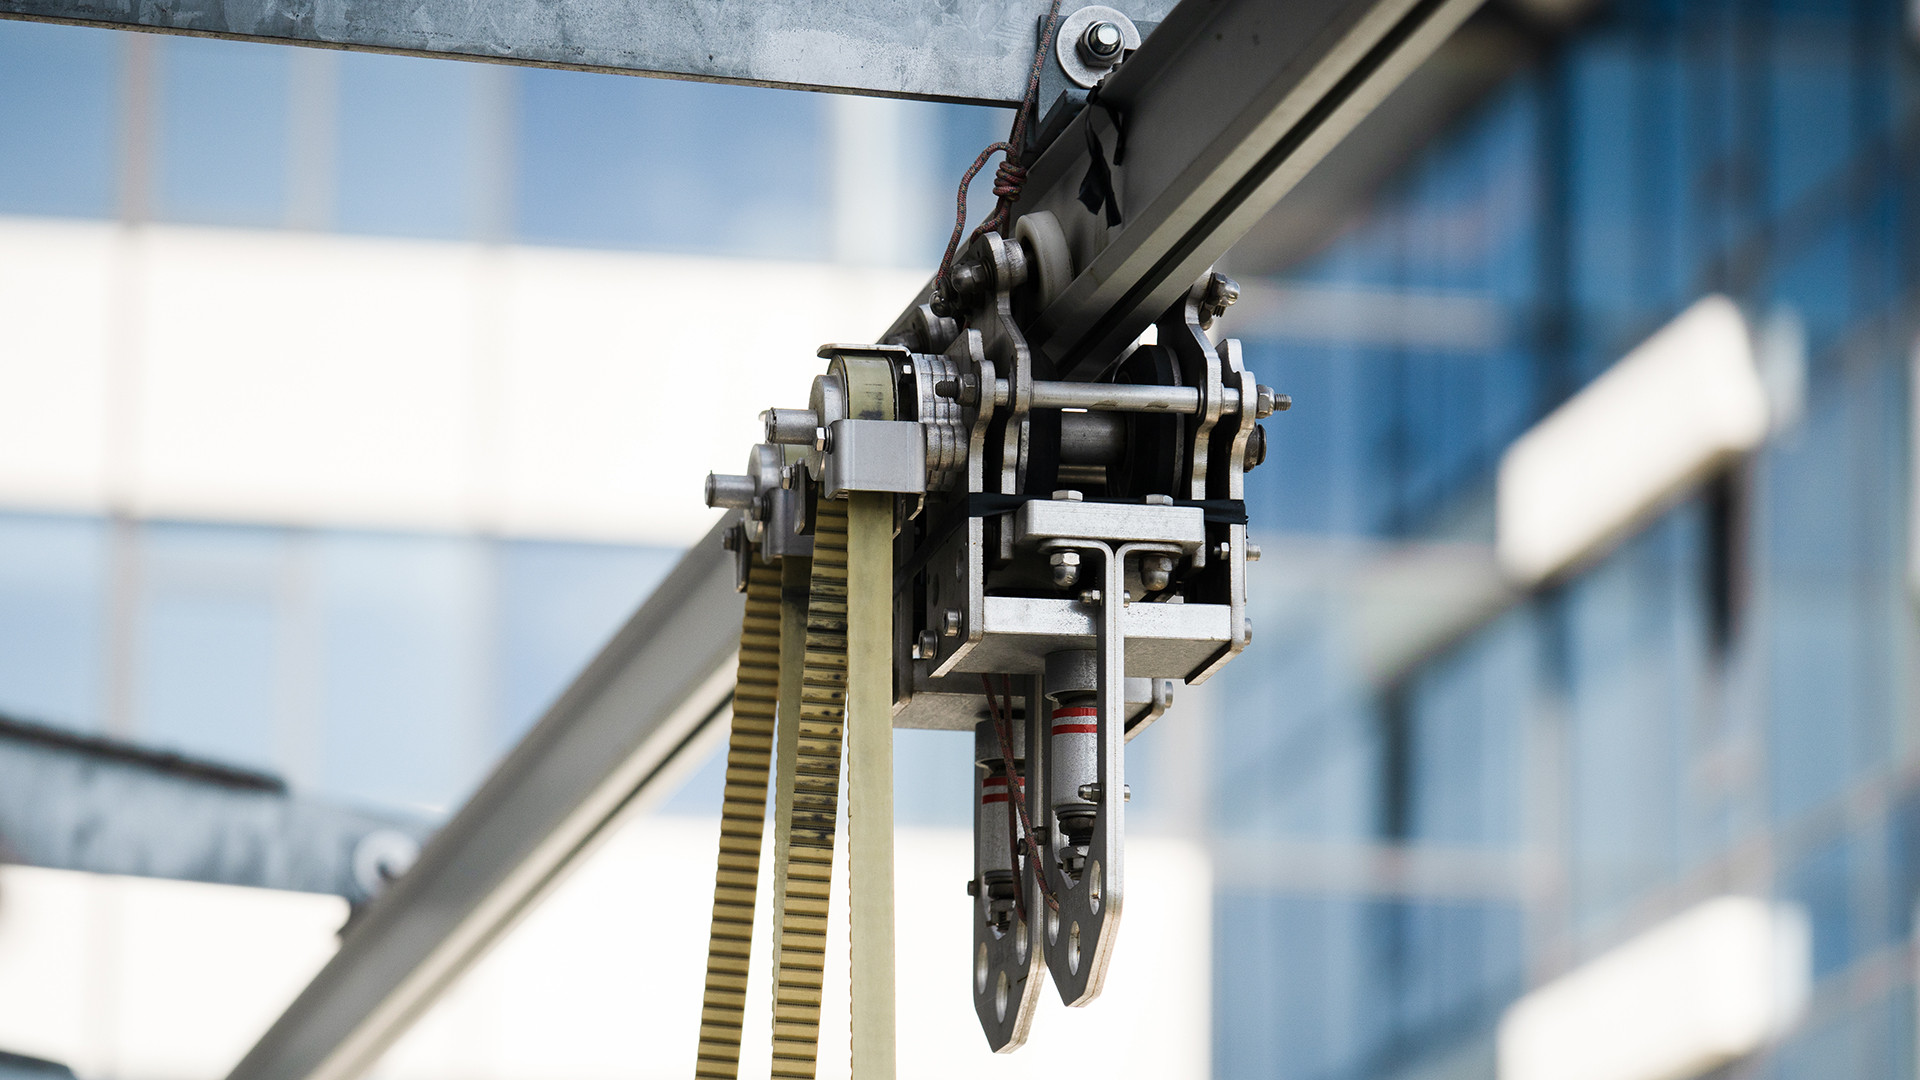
1050;550;1082;588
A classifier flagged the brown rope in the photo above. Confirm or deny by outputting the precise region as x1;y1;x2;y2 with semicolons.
935;0;1067;289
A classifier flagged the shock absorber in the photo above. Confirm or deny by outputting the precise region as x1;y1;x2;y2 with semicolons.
974;719;1022;932
1045;651;1100;882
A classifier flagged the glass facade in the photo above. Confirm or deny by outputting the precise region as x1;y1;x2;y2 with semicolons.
1215;0;1920;1075
2;0;1919;1075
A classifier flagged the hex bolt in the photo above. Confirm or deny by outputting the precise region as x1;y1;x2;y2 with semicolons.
1201;272;1241;326
1254;384;1279;419
1078;588;1102;604
1141;554;1175;591
933;375;982;408
1050;550;1082;588
941;609;963;637
1144;493;1173;505
1246;542;1263;563
1052;489;1084;501
1078;783;1131;803
1082;20;1125;62
814;426;832;453
950;260;991;300
916;628;938;659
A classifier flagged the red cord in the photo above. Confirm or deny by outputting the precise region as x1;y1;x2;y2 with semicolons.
982;674;1060;914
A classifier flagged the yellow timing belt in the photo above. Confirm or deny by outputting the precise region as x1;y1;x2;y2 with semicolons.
695;491;892;1079
771;498;850;1078
694;560;782;1080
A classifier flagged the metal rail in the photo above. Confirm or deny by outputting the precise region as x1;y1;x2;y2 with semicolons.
1016;0;1487;378
0;0;1170;106
218;0;1488;1072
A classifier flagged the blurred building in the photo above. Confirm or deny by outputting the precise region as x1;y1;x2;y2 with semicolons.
0;0;1916;1077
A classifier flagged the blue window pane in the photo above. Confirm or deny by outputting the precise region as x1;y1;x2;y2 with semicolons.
316;532;487;813
336;52;485;238
515;71;828;257
0;20;119;217
494;538;675;752
156;37;290;226
0;513;106;729
136;523;283;770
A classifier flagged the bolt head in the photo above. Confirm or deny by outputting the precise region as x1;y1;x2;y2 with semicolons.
814;426;830;453
1254;384;1277;419
1052;489;1084;501
1084;20;1124;57
1143;493;1173;505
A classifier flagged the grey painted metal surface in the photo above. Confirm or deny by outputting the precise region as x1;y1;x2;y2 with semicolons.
0;715;428;903
228;516;743;1080
0;0;1172;106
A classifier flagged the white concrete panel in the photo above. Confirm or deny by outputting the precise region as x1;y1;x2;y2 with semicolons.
1498;896;1809;1080
376;815;1210;1080
1497;296;1767;585
494;247;924;544
132;226;485;531
0;216;927;544
0;865;347;1080
0;217;117;509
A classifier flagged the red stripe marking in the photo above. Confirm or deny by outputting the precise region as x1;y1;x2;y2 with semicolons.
980;776;1023;787
981;794;1010;804
1055;707;1098;718
1052;724;1099;735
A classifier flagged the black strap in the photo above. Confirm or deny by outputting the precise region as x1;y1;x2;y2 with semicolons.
1076;85;1128;226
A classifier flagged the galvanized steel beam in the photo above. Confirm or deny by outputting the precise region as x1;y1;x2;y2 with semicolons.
0;0;1171;106
0;715;429;903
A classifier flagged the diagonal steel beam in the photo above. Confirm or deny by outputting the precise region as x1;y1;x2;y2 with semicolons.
0;0;1170;106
